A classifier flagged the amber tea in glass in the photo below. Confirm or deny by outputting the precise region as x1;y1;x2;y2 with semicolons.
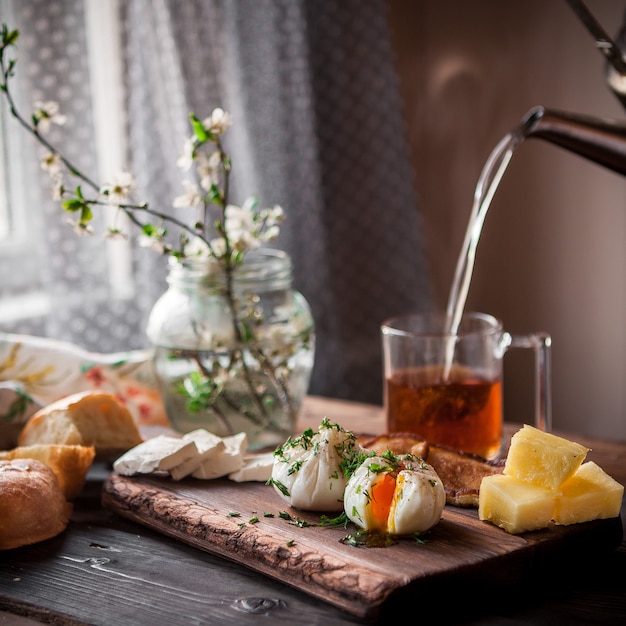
386;364;502;459
381;312;551;460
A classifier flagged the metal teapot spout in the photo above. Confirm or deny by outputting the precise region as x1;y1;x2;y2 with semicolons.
520;106;626;176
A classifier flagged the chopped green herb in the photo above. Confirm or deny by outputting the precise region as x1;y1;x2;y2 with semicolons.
318;511;350;528
266;477;290;497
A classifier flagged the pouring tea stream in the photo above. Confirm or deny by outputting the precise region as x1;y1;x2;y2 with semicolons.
440;104;626;433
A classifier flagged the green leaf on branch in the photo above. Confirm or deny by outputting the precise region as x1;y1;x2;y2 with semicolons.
62;198;87;213
142;223;167;239
239;321;254;343
1;26;19;47
80;205;93;224
207;183;222;203
190;113;208;143
231;248;245;265
175;370;220;413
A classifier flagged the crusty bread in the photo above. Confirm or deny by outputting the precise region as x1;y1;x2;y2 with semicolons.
0;444;95;499
0;459;72;550
18;391;143;459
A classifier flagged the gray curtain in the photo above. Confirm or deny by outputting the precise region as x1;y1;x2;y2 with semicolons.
1;0;432;405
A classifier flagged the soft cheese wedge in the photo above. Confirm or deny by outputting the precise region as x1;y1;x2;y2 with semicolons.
478;474;557;534
113;435;198;475
554;461;624;525
228;452;275;482
504;424;588;490
192;432;248;479
169;430;225;480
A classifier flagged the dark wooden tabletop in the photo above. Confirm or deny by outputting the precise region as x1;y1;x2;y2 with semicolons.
1;396;625;625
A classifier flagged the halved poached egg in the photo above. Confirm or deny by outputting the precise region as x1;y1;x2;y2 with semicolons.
344;453;445;535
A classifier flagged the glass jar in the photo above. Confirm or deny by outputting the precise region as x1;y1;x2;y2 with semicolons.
146;248;315;450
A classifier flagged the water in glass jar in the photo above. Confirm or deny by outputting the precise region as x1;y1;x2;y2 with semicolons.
152;343;314;451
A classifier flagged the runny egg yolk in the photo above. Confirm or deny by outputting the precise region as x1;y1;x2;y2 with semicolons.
370;472;397;531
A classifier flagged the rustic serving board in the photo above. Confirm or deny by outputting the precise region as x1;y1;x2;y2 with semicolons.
102;472;623;620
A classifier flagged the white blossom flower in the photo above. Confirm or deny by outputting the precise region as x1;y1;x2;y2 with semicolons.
50;177;65;201
260;224;280;242
176;137;196;171
66;218;94;237
224;201;261;251
100;172;135;205
33;100;66;134
197;151;222;191
138;233;167;254
183;235;212;258
208;236;227;258
104;227;129;241
202;107;233;135
266;204;284;225
173;180;204;210
40;151;62;176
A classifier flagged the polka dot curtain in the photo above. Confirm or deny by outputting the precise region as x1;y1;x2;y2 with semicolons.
1;0;432;405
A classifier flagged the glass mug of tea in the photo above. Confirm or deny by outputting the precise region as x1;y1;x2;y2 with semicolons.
381;311;551;460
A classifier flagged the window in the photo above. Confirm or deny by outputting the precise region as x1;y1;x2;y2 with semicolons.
0;0;133;327
0;0;48;323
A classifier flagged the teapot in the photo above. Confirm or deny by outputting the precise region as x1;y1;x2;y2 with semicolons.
521;1;626;176
518;106;626;177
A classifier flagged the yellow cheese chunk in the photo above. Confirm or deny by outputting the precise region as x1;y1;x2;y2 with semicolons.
554;461;624;526
504;425;588;490
478;474;557;534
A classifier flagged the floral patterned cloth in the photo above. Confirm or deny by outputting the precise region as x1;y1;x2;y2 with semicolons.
0;332;168;448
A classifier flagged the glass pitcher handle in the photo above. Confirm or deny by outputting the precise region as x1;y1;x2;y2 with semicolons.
509;332;552;432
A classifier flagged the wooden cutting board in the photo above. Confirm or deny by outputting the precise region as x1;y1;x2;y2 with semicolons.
102;472;623;620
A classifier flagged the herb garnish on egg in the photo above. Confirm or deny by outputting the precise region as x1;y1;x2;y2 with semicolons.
268;419;368;511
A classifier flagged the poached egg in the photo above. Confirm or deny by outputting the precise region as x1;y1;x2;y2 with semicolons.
344;453;445;535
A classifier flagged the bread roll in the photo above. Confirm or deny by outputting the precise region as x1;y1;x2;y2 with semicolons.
0;444;95;499
0;459;72;550
18;391;143;458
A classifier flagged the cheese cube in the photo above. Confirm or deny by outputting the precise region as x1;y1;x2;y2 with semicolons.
554;461;624;525
504;425;588;490
478;474;557;534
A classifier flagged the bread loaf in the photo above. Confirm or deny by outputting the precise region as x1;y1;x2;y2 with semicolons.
0;444;95;499
0;459;72;550
18;391;143;458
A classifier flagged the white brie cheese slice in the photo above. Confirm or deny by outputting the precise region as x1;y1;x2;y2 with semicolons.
169;429;226;480
192;432;248;479
228;452;275;482
113;435;198;475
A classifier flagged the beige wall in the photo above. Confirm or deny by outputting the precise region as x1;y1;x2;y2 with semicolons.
388;0;626;441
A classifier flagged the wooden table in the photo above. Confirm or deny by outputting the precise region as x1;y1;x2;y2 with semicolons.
1;395;625;625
